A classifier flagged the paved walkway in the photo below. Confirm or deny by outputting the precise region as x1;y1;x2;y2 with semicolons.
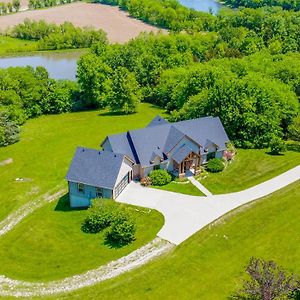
118;165;300;245
187;176;213;196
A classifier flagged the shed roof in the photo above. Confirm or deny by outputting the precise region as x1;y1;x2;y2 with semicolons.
66;147;127;190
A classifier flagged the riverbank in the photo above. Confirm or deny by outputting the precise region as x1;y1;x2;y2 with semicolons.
0;36;88;58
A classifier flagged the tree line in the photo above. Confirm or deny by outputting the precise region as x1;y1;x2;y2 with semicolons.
223;0;300;11
9;19;108;50
28;0;80;9
0;0;20;14
77;28;300;149
0;66;82;146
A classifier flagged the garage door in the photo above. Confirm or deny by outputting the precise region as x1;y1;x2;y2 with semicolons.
114;172;130;198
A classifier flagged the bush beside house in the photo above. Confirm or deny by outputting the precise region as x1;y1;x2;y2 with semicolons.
206;158;225;173
82;199;136;246
149;170;172;186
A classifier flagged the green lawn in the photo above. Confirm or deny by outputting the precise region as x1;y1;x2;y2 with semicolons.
0;195;163;282
200;149;300;194
0;104;165;221
153;180;204;196
0;36;38;56
45;180;300;300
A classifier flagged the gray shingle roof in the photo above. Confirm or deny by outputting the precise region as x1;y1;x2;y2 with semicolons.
104;116;229;167
172;145;194;164
106;132;138;163
66;147;125;189
163;126;185;154
147;115;169;127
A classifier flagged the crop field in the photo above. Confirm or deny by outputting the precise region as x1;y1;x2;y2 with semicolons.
0;2;164;43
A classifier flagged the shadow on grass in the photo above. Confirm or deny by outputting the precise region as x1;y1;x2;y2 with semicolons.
103;236;134;249
98;111;135;117
265;151;285;156
54;194;87;212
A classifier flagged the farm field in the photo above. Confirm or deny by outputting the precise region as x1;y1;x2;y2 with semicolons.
44;180;300;299
200;149;300;194
0;2;164;43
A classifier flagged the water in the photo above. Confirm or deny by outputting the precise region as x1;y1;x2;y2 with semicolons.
179;0;222;14
0;51;83;80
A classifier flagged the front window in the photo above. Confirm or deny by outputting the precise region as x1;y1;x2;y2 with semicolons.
96;187;103;198
78;183;85;193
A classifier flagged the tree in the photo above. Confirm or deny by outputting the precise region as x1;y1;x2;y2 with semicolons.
77;54;111;109
233;258;299;300
12;0;20;11
105;67;141;114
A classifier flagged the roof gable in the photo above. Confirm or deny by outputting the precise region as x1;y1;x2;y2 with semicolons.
66;147;126;189
172;145;194;164
147;115;169;127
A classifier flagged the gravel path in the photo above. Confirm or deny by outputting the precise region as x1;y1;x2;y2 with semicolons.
0;237;173;297
0;188;66;237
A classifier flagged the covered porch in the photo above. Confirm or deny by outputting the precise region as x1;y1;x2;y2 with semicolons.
171;145;201;178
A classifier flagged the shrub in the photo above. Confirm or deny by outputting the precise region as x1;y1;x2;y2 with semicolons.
81;199;116;233
106;217;136;246
269;136;286;155
149;169;172;186
286;140;300;152
140;176;152;186
206;158;225;173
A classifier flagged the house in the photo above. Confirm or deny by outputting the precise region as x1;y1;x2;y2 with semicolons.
66;115;229;207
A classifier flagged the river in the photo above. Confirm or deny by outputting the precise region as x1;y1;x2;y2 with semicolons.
179;0;222;14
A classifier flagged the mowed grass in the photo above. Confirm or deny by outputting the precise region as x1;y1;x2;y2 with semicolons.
45;180;300;300
0;195;163;281
200;149;300;194
153;180;204;196
0;36;38;56
0;104;166;221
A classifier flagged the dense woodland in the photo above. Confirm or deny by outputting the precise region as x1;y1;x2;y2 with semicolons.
0;2;300;147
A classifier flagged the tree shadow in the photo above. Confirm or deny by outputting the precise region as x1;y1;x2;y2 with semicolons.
54;194;87;212
265;151;285;156
98;111;135;117
103;236;134;249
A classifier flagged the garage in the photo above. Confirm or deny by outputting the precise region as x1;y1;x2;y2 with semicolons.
114;172;131;198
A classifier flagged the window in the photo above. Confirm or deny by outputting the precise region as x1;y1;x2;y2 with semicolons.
96;187;103;198
78;183;85;193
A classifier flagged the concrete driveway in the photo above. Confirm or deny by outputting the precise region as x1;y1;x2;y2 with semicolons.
117;165;300;245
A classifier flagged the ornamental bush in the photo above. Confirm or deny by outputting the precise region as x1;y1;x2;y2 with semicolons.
269;136;286;155
81;199;116;233
206;158;225;173
149;169;172;186
105;217;136;246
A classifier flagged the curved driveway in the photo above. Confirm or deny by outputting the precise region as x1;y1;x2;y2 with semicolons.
117;165;300;245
